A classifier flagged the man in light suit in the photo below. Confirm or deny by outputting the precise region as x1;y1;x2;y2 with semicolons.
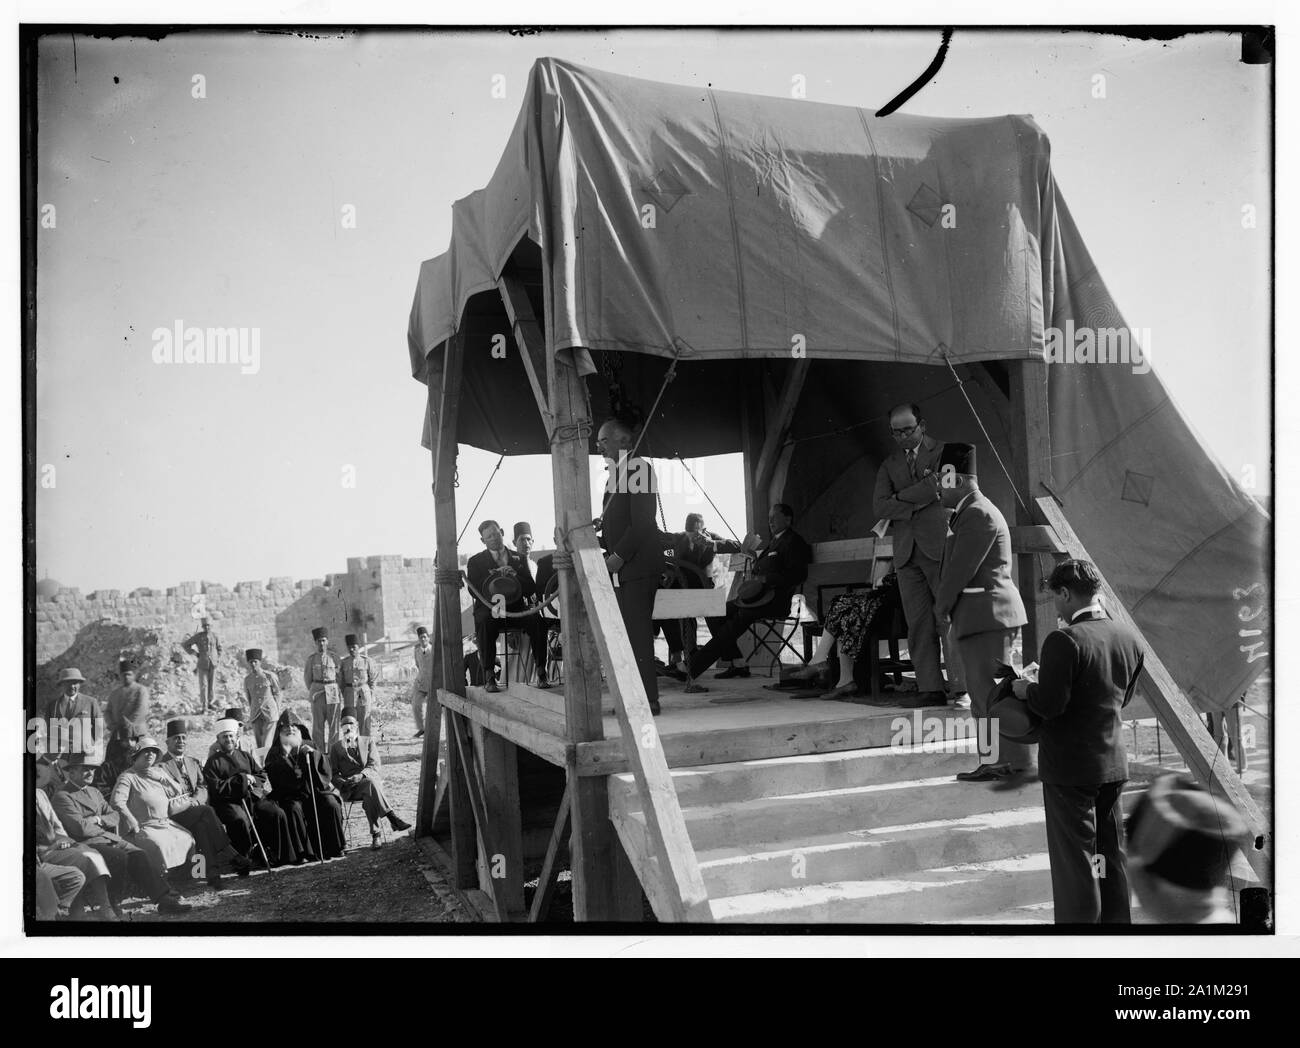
934;443;1032;781
329;709;411;849
1013;559;1144;923
872;404;966;709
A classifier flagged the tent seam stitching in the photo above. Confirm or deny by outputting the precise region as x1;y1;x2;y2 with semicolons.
709;89;749;353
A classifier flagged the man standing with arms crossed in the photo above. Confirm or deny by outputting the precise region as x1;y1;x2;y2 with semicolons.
934;443;1032;782
873;404;967;709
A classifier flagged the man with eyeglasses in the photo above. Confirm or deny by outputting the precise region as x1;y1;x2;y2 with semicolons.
872;403;967;709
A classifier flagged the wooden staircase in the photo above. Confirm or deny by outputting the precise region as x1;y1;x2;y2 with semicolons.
610;739;1154;924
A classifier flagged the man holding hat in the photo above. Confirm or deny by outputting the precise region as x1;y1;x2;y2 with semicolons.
330;708;411;849
411;626;433;737
182;617;223;711
52;749;192;914
43;667;104;761
339;636;377;736
934;443;1032;782
204;717;299;867
304;627;343;749
467;520;549;692
105;659;151;745
243;649;281;747
1011;558;1144;923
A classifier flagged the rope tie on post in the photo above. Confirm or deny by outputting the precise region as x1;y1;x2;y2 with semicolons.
550;550;574;572
433;569;463;587
549;419;593;446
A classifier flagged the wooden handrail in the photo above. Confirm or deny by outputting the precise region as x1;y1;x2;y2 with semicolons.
566;524;713;922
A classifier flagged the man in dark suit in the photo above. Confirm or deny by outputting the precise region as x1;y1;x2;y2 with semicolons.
873;403;966;709
1013;559;1144;923
467;520;549;692
329;709;411;849
596;419;667;714
688;503;813;683
934;443;1031;780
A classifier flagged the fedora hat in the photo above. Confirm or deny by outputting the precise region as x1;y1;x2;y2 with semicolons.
987;676;1042;744
734;577;775;609
486;569;523;605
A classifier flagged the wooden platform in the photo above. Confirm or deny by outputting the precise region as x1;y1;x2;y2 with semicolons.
438;674;976;779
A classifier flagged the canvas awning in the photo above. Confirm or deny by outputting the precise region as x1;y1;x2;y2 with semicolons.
406;58;1270;712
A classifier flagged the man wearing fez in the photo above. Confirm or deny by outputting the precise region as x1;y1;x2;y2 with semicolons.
934;443;1032;782
467;519;550;692
204;717;299;867
513;521;536;579
412;625;433;738
330;708;412;849
243;649;281;748
304;626;343;748
51;750;192;915
873;403;967;709
182;616;222;711
595;419;666;713
44;667;103;761
340;635;377;736
1012;558;1144;923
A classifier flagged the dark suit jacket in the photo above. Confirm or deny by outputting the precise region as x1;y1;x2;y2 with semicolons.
872;434;950;565
467;548;538;612
1026;610;1144;785
329;736;381;785
935;490;1027;639
600;455;666;583
750;529;813;617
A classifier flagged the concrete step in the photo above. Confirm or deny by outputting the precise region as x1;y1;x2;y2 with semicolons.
614;773;1046;852
695;805;1048;897
610;737;983;808
709;853;1054;923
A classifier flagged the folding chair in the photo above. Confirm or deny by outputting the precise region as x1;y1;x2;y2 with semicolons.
344;797;388;847
493;627;536;686
743;608;808;677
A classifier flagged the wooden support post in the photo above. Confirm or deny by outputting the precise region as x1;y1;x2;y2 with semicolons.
568;525;712;922
739;368;766;532
548;352;643;922
1036;496;1270;879
753;357;810;516
498;276;550;420
529;781;572;922
448;715;509;922
424;332;477;886
1007;358;1060;661
476;726;526;920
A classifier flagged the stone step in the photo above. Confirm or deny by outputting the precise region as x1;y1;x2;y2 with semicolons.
709;853;1054;924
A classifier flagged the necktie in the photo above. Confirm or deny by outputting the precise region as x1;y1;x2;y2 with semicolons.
906;449;917;477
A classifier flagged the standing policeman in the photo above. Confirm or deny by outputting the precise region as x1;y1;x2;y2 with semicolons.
303;627;343;748
340;634;377;736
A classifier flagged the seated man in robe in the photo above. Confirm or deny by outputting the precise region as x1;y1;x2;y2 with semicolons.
328;708;411;849
204;719;301;867
207;708;256;759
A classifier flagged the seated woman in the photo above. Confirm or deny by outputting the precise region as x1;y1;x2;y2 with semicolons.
788;572;901;700
109;738;198;879
264;711;346;861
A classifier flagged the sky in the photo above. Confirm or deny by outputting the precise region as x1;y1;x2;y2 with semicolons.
33;28;1271;594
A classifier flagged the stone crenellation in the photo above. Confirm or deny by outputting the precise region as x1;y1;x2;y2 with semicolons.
35;555;439;668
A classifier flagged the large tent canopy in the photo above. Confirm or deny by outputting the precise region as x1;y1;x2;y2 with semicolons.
408;58;1269;712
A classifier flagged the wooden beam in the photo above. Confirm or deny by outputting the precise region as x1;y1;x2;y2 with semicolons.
1007;359;1060;660
438;688;570;767
753;357;811;513
528;781;572;922
476;725;526;920
1036;496;1270;875
548;348;642;921
1010;525;1067;555
449;713;510;921
567;525;712;922
505;680;566;720
498;275;550;420
573;709;927;777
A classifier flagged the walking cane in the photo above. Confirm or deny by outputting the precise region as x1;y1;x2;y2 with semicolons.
239;796;274;875
302;747;327;865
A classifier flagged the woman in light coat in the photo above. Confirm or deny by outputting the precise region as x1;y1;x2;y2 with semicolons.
110;738;196;873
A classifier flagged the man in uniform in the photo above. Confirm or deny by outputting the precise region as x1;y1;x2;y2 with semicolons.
43;667;103;762
105;659;151;745
872;403;966;709
339;635;376;736
595;419;668;713
329;708;411;849
182;617;222;711
934;443;1032;782
243;649;281;748
412;625;433;738
467;520;550;691
52;751;191;915
304;626;343;749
